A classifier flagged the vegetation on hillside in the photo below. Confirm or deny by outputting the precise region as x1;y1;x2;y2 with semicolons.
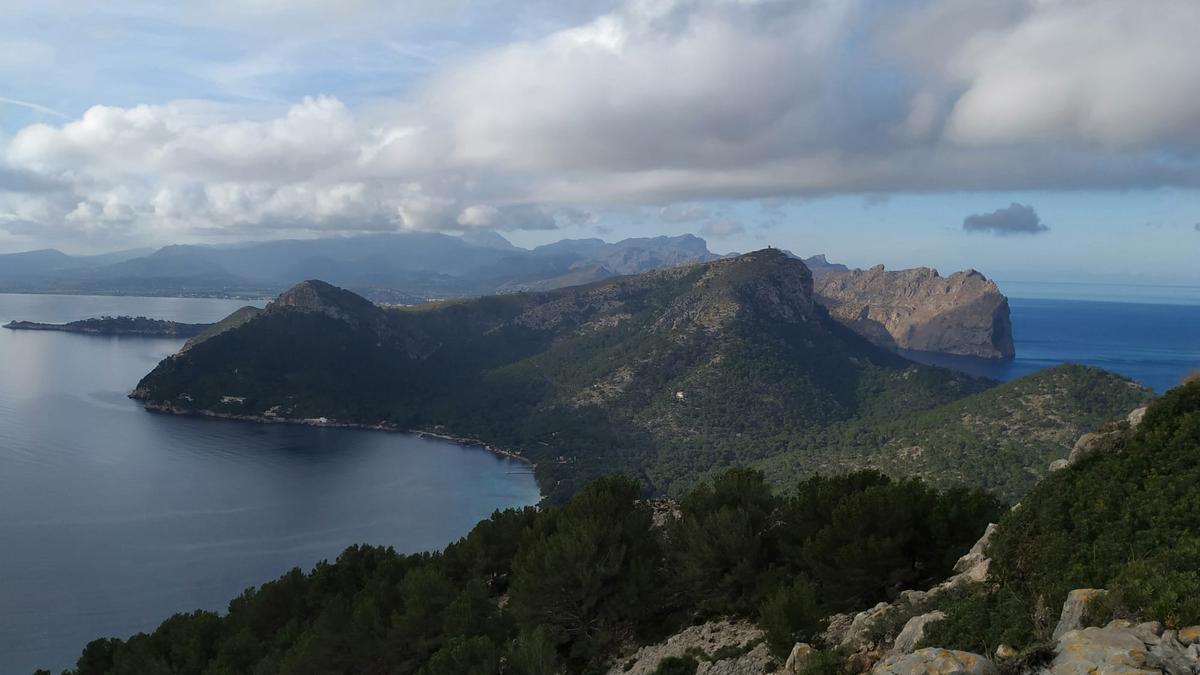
54;469;999;675
753;364;1153;501
4;316;210;337
132;254;1147;503
921;378;1200;654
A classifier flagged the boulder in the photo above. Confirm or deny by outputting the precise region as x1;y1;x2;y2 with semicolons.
993;644;1018;661
785;643;816;674
1050;625;1157;675
841;601;893;650
1052;589;1108;641
1049;619;1200;675
1180;626;1200;647
872;648;997;675
892;612;946;654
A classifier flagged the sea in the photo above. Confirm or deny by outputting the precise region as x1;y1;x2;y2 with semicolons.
902;282;1200;393
0;283;1197;673
0;293;540;675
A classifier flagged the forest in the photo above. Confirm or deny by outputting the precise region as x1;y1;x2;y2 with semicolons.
50;469;1000;675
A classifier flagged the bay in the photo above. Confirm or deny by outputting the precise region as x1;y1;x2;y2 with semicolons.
0;293;541;675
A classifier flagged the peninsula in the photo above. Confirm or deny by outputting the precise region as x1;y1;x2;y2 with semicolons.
4;315;211;337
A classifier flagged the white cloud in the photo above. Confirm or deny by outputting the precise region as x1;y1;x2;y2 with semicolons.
4;0;1200;247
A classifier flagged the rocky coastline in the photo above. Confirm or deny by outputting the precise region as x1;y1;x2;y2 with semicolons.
136;399;537;469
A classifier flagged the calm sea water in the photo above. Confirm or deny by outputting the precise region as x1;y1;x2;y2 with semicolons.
0;294;540;675
903;284;1200;392
0;285;1196;672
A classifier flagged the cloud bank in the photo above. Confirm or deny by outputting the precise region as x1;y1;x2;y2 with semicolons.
3;0;1200;245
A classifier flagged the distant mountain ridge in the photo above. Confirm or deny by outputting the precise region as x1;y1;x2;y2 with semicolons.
0;233;717;300
132;250;1141;502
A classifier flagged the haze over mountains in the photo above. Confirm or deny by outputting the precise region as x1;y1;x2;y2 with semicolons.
0;233;718;300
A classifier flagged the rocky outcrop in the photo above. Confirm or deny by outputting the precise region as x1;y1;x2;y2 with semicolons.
1050;405;1148;472
1050;619;1200;675
893;612;946;655
814;265;1014;359
786;643;817;673
606;619;773;675
1052;588;1109;640
872;648;997;675
822;522;997;654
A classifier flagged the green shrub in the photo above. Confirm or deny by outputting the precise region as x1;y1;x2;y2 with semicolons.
651;655;699;675
758;577;825;657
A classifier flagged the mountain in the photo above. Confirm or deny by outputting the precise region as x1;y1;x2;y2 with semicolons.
801;253;850;276
132;250;1138;503
0;233;718;299
814;264;1015;359
134;250;992;500
180;306;261;352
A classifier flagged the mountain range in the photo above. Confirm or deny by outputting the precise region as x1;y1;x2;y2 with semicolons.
132;250;1142;502
0;233;717;300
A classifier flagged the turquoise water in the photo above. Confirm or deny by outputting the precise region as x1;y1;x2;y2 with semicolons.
0;294;540;675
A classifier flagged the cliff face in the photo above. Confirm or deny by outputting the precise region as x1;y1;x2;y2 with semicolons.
814;265;1014;359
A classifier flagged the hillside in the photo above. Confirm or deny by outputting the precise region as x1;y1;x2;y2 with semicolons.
754;364;1153;501
57;384;1195;675
132;251;1144;503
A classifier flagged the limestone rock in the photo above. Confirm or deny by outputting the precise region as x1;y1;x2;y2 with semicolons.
1047;618;1200;675
607;619;770;675
841;602;893;651
872;648;997;675
1127;406;1148;428
994;644;1018;660
1053;589;1109;641
892;612;946;654
814;266;1014;359
1180;626;1200;646
822;612;856;648
1050;625;1157;675
785;643;816;674
951;523;996;583
1049;458;1071;472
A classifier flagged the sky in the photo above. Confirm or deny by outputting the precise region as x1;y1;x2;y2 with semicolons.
0;0;1198;284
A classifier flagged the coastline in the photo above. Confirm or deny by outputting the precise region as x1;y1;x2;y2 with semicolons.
137;400;537;469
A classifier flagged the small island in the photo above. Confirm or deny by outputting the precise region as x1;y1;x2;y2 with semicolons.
3;315;212;337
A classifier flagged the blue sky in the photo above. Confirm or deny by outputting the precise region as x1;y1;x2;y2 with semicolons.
1;0;1198;285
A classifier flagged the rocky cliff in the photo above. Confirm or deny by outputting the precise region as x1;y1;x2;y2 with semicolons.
814;265;1014;359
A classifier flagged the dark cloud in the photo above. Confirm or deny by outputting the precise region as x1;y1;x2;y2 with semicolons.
963;203;1049;236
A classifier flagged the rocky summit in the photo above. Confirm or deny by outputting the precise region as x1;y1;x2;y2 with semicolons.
814;265;1014;359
